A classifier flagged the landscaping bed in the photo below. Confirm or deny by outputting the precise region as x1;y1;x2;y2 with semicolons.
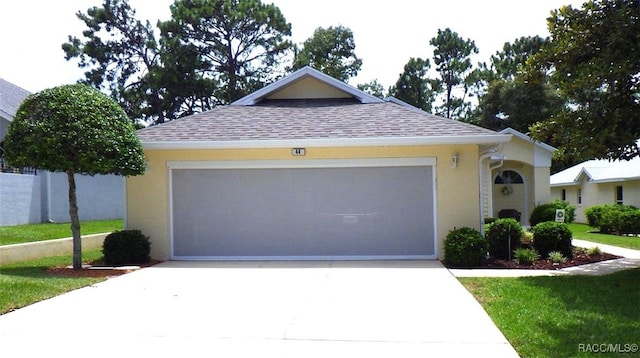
47;259;162;278
479;246;621;270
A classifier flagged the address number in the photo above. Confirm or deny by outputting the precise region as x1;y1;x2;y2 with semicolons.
292;148;306;156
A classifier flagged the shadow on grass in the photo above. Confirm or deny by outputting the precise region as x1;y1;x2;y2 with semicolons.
0;266;51;278
518;269;640;356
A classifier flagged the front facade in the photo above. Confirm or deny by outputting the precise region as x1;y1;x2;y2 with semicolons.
127;67;548;261
550;155;640;223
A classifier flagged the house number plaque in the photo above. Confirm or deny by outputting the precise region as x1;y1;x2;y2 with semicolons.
292;148;306;156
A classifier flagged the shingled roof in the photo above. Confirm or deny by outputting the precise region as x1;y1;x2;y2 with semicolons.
0;78;31;120
137;67;509;149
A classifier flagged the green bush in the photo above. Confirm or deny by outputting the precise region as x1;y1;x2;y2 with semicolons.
484;217;497;225
514;248;539;265
485;218;523;260
529;200;576;226
444;227;487;268
103;230;151;265
585;204;639;234
531;222;573;259
618;211;640;234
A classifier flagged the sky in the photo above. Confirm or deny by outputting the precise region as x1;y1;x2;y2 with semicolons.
0;0;585;94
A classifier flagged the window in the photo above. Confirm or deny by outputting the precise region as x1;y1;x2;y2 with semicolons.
577;188;582;204
616;186;623;204
561;189;566;201
494;170;524;184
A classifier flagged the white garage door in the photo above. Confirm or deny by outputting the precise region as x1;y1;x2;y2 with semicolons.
169;159;436;260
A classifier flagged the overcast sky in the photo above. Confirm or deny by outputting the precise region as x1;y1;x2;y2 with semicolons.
0;0;584;93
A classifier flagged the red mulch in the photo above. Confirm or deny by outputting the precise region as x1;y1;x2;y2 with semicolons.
479;247;621;270
47;260;163;278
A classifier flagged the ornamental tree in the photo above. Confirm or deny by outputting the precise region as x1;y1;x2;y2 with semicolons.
3;84;145;269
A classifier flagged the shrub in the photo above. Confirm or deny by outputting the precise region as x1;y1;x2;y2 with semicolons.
485;218;523;260
444;227;487;268
103;230;151;265
514;248;539;265
618;210;640;235
531;222;573;259
484;217;497;225
585;204;639;234
587;246;602;256
529;200;576;226
548;251;567;263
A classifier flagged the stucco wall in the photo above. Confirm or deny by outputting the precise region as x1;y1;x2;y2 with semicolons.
0;173;41;225
127;144;480;260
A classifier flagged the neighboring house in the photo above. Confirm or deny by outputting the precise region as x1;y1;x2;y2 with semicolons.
0;78;125;226
550;151;640;223
127;66;553;261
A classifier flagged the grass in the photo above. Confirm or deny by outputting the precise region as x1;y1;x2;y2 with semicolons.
460;268;640;357
0;250;105;315
0;219;123;246
569;223;640;250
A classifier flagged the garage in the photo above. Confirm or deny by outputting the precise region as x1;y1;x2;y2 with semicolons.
169;158;436;260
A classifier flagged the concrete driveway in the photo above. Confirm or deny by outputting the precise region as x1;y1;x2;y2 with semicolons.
0;261;518;357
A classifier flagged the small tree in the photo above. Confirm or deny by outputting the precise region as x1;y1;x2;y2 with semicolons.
4;84;145;269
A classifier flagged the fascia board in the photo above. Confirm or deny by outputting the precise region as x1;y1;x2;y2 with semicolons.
142;134;512;150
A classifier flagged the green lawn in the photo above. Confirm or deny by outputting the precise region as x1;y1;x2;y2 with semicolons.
0;219;123;246
0;250;105;315
460;268;640;357
569;223;640;250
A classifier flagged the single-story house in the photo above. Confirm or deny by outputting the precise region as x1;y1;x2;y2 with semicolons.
550;151;640;223
127;66;553;261
0;78;125;226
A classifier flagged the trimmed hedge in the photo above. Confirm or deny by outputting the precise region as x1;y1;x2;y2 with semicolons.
485;218;523;260
444;227;487;268
585;204;640;234
531;221;573;259
103;230;151;265
529;200;576;226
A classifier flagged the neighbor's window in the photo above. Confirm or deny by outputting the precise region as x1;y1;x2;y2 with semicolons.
577;188;582;204
561;189;566;201
616;186;623;204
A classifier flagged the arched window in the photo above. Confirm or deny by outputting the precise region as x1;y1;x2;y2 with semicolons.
494;170;523;184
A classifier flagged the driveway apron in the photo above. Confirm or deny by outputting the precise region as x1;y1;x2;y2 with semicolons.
0;261;518;357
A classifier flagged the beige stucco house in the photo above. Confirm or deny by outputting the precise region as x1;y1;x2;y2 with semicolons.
126;66;553;261
550;153;640;223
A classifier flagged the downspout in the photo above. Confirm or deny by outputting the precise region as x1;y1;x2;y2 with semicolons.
478;148;504;235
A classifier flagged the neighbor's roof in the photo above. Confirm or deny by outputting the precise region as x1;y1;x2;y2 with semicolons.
0;78;31;121
550;151;640;186
137;66;510;150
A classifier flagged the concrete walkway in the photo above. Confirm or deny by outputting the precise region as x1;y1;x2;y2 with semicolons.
0;260;519;357
451;240;640;278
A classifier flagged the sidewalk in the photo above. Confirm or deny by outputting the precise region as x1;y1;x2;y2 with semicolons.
450;239;640;278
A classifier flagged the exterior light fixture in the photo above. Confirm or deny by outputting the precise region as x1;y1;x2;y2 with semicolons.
451;153;459;168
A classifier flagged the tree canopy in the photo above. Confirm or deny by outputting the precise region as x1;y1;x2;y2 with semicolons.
388;57;435;112
529;0;640;161
4;84;145;268
429;28;480;119
291;25;362;82
159;0;292;104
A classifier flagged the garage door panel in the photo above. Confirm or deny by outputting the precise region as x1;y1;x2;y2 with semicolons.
171;165;435;259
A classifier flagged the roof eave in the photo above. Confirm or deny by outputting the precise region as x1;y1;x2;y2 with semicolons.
141;134;512;151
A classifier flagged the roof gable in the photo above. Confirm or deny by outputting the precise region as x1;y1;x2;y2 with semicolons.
232;66;383;106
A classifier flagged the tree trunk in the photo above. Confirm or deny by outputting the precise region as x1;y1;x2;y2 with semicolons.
67;169;82;270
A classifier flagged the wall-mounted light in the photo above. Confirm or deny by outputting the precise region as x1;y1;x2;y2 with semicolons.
451;153;459;168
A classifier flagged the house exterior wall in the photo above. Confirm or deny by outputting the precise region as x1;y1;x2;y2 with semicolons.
551;179;640;223
126;144;481;260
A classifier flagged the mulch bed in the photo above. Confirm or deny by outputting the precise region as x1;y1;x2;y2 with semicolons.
47;260;163;278
478;247;621;270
